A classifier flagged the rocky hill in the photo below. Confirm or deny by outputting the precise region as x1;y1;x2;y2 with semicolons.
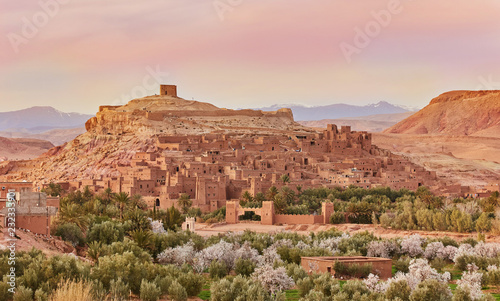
0;137;54;161
385;90;500;137
299;112;414;132
0;94;312;183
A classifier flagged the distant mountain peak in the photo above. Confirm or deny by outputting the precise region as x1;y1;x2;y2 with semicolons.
0;106;94;132
253;101;413;121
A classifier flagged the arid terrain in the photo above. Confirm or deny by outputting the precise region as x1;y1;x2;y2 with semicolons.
373;133;500;187
0;136;54;160
385;90;500;137
299;112;414;132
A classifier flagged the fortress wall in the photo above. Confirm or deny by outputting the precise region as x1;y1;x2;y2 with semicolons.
146;109;291;120
274;214;320;224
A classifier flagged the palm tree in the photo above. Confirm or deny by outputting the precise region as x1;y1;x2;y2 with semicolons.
58;203;89;231
102;188;115;206
114;192;130;220
177;193;192;214
266;186;279;201
129;229;154;251
241;191;253;203
280;186;296;205
280;174;291;185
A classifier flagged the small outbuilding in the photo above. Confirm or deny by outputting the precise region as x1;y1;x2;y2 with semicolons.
301;256;392;280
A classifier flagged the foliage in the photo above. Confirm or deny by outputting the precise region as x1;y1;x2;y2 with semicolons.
333;261;372;279
140;280;161;301
54;223;85;247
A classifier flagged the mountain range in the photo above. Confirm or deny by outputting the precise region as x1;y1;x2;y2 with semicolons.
255;101;416;121
0;106;93;132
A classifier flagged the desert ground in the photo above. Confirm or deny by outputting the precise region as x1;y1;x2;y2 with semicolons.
373;133;500;187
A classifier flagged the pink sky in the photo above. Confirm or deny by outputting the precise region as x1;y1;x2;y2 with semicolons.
1;0;500;114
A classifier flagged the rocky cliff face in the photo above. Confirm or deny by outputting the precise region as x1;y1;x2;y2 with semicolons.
385;90;500;137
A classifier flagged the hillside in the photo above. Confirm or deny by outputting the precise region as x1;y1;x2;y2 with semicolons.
299;112;414;132
0;137;54;160
0;106;93;132
0;94;312;183
385;90;500;137
256;101;414;121
0;127;85;146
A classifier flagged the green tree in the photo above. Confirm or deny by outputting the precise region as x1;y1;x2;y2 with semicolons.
280;174;291;184
114;192;130;220
266;186;279;201
58;203;89;231
42;183;63;197
177;193;192;214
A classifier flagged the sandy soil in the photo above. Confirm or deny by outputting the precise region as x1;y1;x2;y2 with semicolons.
196;222;500;243
373;133;500;187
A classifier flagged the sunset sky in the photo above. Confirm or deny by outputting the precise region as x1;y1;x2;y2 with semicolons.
1;0;500;114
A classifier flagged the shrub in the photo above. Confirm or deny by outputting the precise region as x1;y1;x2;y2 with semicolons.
109;278;129;301
409;279;452;301
140;280;161;301
34;288;48;301
177;272;203;297
235;258;256;276
50;280;93;301
286;263;308;283
55;223;85;247
476;213;492;233
341;280;370;299
13;286;33;301
168;280;187;301
385;280;411;301
333;261;372;279
86;221;125;245
209;260;229;279
154;275;172;295
330;212;345;224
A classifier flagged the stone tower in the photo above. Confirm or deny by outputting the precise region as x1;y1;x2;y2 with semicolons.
160;85;177;97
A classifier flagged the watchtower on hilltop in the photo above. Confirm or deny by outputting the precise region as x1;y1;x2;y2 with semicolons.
160;85;177;97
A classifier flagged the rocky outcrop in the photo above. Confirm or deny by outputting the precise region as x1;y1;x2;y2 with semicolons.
385;90;500;137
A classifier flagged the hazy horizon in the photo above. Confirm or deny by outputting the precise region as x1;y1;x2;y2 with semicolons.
1;0;500;114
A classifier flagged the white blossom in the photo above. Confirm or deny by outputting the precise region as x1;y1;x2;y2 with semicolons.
157;241;196;266
252;266;294;295
423;242;444;260
400;234;425;257
457;264;483;300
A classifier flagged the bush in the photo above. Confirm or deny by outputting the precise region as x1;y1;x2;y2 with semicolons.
140;280;161;301
50;280;93;301
168;280;187;301
235;258;256;276
330;212;345;224
395;256;411;273
409;279;452;301
87;221;125;245
333;262;372;279
34;288;48;301
430;258;447;272
177;272;203;297
341;280;370;299
13;286;33;301
109;278;129;301
55;223;85;247
154;275;172;295
286;263;308;283
385;280;411;301
209;260;229;279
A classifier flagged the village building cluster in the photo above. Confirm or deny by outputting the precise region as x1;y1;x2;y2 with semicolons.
42;124;438;212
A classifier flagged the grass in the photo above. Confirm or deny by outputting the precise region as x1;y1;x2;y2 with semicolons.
285;289;300;300
198;290;211;300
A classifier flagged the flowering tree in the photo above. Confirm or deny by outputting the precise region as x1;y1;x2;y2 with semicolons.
400;234;424;257
457;264;484;300
252;266;294;296
157;241;196;266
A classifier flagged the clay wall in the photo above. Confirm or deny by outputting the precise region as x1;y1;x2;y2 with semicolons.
301;256;392;280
